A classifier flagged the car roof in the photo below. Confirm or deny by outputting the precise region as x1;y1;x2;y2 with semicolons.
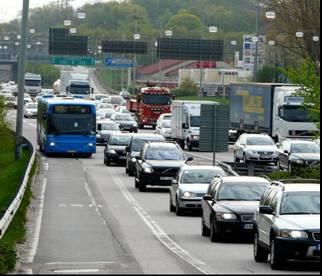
220;176;270;184
97;120;115;124
285;140;319;144
284;184;320;192
241;133;270;138
181;166;224;171
147;142;178;148
110;133;133;137
132;134;164;139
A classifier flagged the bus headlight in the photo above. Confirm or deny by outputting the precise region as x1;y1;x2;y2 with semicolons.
50;142;55;147
88;143;94;147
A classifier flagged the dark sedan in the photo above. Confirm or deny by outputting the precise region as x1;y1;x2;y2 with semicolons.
135;142;193;192
278;140;320;173
201;176;270;242
125;134;165;176
104;133;133;166
111;113;138;133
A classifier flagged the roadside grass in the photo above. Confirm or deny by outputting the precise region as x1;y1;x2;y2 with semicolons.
0;142;29;218
267;166;320;181
176;96;230;105
96;68;125;92
0;141;36;274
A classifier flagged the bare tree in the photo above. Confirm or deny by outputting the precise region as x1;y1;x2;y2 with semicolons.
261;0;320;72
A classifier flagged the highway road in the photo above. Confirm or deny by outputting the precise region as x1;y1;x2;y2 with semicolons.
7;111;319;275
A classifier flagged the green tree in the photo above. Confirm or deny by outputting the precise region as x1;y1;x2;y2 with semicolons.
0;97;10;150
172;78;199;98
166;11;201;38
286;59;321;130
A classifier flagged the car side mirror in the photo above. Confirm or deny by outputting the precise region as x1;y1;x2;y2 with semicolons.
259;206;274;215
172;180;178;185
42;113;47;120
126;146;131;152
185;157;194;163
203;195;213;201
284;150;289;155
182;123;187;129
276;143;281;148
136;156;142;161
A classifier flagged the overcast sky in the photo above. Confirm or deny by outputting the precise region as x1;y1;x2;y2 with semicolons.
0;0;112;23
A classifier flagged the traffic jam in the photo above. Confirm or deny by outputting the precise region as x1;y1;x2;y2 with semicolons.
5;80;319;271
91;84;320;270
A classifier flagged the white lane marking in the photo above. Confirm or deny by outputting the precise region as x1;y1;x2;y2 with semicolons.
53;269;99;273
27;177;47;264
84;182;107;226
45;163;49;171
112;176;218;275
70;204;84;208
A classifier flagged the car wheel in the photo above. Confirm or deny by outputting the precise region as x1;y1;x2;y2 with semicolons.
234;152;240;163
179;141;185;150
106;158;111;166
288;163;292;174
210;218;220;242
270;239;284;270
254;232;268;263
135;177;139;189
201;215;210;237
187;140;193;152
138;177;147;192
243;153;248;164
129;167;135;177
169;195;176;213
175;198;184;216
126;167;129;175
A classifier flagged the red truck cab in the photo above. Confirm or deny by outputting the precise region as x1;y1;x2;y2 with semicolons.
127;86;172;129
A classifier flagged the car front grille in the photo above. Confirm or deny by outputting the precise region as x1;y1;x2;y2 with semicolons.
154;167;180;176
313;232;320;242
241;215;255;222
257;151;273;155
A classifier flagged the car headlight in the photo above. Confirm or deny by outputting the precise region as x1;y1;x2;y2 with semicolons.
182;191;197;198
96;134;102;138
108;149;117;154
280;230;308;239
248;150;258;155
143;167;154;174
215;213;238;220
191;135;199;140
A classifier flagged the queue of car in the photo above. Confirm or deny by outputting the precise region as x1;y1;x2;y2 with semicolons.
97;106;320;271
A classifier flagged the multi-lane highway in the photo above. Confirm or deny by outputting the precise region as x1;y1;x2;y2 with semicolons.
7;110;318;275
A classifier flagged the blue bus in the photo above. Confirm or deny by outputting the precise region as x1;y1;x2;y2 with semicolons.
37;97;96;156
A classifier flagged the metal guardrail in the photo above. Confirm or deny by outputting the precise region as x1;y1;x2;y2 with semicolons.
216;161;240;176
223;162;279;176
0;137;36;239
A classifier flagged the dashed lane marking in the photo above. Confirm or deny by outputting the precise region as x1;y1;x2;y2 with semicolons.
111;175;219;275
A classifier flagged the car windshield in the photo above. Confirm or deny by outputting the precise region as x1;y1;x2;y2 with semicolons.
131;137;165;151
246;137;275;146
27;104;38;109
181;169;227;184
291;143;320;154
96;95;109;101
98;123;119;131
279;106;319;122
115;114;133;121
142;94;172;105
190;116;200;127
281;192;320;215
145;147;184;161
109;136;132;146
111;97;123;105
162;120;171;128
218;183;268;201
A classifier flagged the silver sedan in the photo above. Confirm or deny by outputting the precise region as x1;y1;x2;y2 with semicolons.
169;166;227;216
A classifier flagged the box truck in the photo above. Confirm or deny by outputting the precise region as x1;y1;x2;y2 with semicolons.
171;101;218;151
229;83;319;142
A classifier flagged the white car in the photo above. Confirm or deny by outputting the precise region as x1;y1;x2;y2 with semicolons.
234;134;279;165
96;108;115;120
97;103;114;110
24;102;38;118
92;94;110;105
155;119;172;139
101;97;112;104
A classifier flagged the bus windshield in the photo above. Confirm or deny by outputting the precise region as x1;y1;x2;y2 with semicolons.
142;94;172;105
48;114;96;135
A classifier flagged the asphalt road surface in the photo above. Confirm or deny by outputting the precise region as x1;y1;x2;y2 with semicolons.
7;111;319;275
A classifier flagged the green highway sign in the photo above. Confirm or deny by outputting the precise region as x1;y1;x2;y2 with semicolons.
51;56;95;66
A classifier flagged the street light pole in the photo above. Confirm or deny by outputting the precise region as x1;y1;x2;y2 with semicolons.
253;3;260;82
15;0;30;160
199;16;204;98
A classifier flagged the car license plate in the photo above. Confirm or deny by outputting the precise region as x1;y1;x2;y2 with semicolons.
244;224;254;230
160;177;173;181
261;155;271;159
119;156;126;160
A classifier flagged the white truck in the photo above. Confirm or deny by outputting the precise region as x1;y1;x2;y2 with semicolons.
60;70;93;99
230;83;319;142
171;100;218;151
25;73;42;97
